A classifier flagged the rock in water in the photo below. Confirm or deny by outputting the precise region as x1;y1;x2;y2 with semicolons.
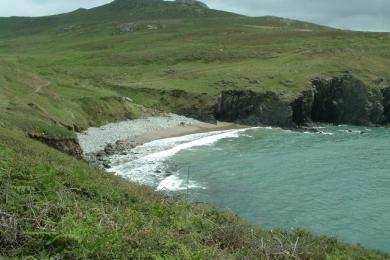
104;144;116;156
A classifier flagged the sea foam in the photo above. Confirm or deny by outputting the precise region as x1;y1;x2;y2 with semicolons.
108;128;255;191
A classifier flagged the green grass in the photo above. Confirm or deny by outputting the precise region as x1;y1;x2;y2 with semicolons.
2;21;389;136
0;0;390;257
1;13;389;129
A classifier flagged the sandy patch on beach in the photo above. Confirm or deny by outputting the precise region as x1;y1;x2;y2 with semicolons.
77;113;243;155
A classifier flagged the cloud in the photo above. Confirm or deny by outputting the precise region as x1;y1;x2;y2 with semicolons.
202;0;390;31
0;0;112;17
0;0;389;31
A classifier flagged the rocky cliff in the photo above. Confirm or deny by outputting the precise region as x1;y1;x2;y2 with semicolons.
215;74;389;127
310;75;384;125
381;86;390;123
29;74;389;159
291;89;315;126
216;90;294;127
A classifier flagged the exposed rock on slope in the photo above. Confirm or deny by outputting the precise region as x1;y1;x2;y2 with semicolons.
176;0;209;9
29;133;83;159
216;90;294;127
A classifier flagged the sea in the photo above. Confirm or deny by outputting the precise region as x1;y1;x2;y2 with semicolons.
107;125;390;252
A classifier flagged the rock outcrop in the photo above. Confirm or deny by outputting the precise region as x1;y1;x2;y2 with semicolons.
216;90;294;127
214;75;388;128
29;133;83;159
310;75;384;125
381;86;390;123
175;0;209;9
291;89;315;125
117;23;137;33
161;89;217;123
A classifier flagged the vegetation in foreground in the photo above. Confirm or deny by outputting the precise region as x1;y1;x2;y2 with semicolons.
0;0;390;258
0;128;388;259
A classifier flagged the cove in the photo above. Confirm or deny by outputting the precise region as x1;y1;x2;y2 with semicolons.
168;125;390;252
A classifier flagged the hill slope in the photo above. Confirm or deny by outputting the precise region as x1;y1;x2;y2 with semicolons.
1;0;390;258
2;0;388;137
0;0;235;38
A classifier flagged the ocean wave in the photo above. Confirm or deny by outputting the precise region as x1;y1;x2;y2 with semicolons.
157;175;206;191
318;131;334;135
142;128;249;161
108;127;255;191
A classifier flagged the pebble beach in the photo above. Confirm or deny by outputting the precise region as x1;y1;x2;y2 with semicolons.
77;113;242;156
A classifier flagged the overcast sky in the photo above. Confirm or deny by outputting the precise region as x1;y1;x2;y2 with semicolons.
0;0;389;32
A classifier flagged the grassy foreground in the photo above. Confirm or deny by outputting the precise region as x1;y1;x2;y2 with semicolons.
1;127;388;259
1;0;390;258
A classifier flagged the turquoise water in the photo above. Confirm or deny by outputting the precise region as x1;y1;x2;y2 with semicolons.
170;125;390;252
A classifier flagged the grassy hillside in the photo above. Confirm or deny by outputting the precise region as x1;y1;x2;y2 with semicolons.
1;0;390;258
1;0;389;138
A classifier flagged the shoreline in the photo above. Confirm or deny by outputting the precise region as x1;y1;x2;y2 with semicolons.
77;114;246;167
131;120;245;148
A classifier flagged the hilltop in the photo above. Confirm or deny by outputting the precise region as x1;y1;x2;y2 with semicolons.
0;0;231;37
0;0;390;258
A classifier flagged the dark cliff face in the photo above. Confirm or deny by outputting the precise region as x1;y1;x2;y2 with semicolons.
381;86;390;123
310;76;384;125
216;75;388;128
216;90;294;127
158;89;217;123
291;89;315;125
